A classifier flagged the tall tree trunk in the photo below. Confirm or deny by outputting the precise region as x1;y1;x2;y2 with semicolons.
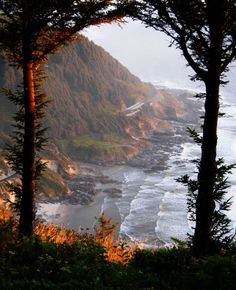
193;78;220;255
19;60;36;236
192;0;224;256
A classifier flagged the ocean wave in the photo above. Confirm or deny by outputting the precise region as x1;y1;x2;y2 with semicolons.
152;79;203;93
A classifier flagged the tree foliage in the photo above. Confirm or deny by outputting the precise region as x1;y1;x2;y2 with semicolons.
120;0;236;78
0;0;121;65
5;69;48;214
177;157;235;249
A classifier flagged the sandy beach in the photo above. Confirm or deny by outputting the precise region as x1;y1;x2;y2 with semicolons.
37;175;122;236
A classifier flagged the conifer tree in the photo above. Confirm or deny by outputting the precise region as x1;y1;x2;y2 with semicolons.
0;0;122;236
120;0;236;255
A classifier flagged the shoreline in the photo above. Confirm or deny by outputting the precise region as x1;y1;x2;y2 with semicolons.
37;191;106;233
37;124;194;241
37;163;123;235
36;92;204;244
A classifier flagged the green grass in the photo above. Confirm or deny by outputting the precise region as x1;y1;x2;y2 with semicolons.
59;134;135;161
71;134;129;149
72;135;114;151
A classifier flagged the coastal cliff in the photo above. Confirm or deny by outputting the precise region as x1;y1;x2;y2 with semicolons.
0;35;189;198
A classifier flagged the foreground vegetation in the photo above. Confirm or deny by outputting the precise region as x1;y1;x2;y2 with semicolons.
1;209;236;290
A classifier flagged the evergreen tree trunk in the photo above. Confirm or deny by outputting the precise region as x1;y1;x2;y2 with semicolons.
19;58;36;236
193;78;220;255
193;0;224;255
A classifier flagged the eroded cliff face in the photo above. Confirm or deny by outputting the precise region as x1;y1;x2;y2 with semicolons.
123;90;185;137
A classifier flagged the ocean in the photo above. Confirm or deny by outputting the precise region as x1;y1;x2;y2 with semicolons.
38;79;236;247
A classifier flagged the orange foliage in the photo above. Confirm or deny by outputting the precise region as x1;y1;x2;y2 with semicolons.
0;207;13;221
94;212;137;264
0;207;136;264
34;222;90;245
102;237;137;264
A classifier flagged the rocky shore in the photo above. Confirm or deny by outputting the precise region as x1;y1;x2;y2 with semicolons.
38;162;122;206
36;89;205;238
39;123;192;210
39;89;202;208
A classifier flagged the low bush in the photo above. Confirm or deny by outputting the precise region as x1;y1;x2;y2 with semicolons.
130;247;236;290
1;209;236;289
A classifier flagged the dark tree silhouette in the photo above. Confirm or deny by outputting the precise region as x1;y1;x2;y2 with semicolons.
120;0;236;255
0;0;121;236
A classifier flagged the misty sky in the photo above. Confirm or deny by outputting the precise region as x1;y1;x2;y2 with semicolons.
83;20;236;94
82;20;200;90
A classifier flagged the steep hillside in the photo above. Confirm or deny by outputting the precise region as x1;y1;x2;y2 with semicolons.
44;36;156;140
0;35;180;162
0;35;185;197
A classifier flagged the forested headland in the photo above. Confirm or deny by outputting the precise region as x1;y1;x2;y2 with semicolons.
0;1;236;289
